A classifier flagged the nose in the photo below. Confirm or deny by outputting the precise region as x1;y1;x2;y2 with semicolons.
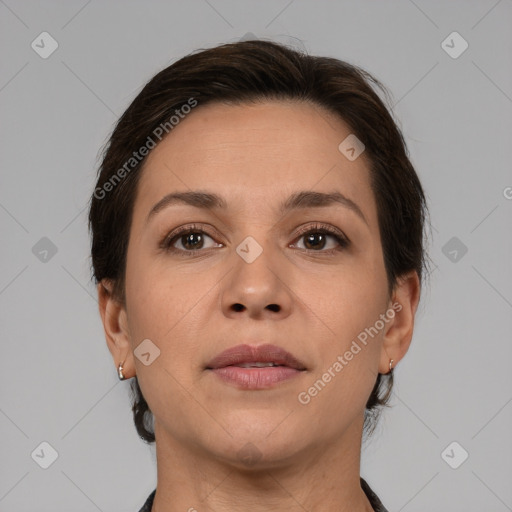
220;239;293;321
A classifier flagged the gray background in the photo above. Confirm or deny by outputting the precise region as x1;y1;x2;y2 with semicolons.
1;1;511;511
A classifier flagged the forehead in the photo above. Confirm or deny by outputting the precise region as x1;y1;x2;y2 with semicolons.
133;100;377;224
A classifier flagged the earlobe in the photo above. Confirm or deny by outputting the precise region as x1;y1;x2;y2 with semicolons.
97;280;135;379
379;271;421;374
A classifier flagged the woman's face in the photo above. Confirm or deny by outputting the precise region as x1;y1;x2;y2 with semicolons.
113;100;410;466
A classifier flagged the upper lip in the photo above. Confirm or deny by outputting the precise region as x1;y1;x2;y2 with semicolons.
206;344;307;370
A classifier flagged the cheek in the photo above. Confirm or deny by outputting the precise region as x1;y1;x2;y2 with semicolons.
124;248;217;386
125;244;195;336
302;254;388;340
296;267;387;408
296;361;377;429
296;294;385;420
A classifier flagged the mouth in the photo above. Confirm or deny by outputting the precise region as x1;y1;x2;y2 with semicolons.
205;343;307;390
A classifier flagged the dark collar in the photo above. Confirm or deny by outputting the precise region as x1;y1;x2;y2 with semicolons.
138;477;388;512
360;476;389;512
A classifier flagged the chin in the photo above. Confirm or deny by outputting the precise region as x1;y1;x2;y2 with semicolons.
204;416;309;469
211;437;307;472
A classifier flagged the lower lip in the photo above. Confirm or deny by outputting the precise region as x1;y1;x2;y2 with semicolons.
209;366;303;389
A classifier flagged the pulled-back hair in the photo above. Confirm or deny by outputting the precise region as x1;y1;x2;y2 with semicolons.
88;39;429;443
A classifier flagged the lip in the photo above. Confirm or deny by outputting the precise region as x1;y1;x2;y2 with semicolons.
206;343;307;390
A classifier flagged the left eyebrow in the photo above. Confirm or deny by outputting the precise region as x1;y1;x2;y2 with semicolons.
146;189;368;226
279;190;368;225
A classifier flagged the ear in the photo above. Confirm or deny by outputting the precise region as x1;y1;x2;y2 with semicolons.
97;279;135;379
379;270;421;374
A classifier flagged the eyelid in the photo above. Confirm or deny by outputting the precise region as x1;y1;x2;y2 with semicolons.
160;221;350;253
160;223;221;250
293;222;348;241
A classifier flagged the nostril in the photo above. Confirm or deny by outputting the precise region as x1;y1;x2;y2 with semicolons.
231;303;280;312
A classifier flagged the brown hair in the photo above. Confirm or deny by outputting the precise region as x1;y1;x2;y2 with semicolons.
88;39;430;443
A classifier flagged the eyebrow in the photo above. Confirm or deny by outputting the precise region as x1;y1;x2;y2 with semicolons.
146;190;368;225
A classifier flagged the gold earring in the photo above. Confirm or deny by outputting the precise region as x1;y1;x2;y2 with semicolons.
389;359;394;372
118;362;126;381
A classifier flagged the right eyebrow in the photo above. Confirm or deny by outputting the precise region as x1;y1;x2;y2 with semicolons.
146;191;227;225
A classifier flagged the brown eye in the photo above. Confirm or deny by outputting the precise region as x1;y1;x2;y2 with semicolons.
177;232;206;250
293;224;350;253
160;223;223;255
303;232;329;250
164;230;218;252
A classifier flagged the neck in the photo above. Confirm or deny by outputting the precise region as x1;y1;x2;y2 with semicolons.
150;416;374;512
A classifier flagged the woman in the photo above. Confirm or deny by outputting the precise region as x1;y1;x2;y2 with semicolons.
89;39;428;512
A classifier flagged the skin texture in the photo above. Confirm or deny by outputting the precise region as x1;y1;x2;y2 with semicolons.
98;100;420;512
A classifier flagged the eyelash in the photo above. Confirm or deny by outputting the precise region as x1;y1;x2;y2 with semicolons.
160;222;350;256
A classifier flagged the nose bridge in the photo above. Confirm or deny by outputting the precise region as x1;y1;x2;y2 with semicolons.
220;229;292;318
